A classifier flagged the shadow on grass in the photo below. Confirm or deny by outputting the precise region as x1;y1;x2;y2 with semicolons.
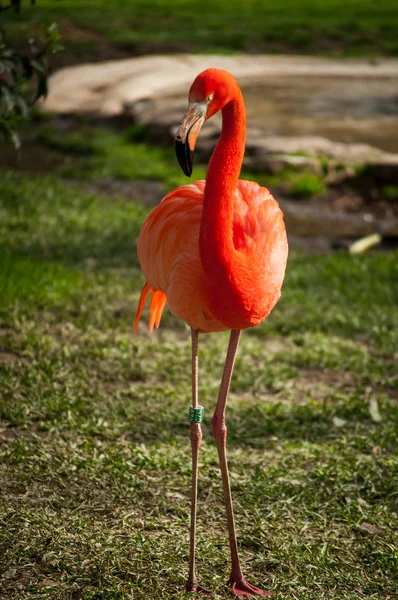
130;407;335;449
128;394;397;452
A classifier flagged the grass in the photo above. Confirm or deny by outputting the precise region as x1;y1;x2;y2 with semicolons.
0;168;397;599
36;125;206;190
33;123;325;198
382;185;398;202
259;168;325;198
4;0;398;59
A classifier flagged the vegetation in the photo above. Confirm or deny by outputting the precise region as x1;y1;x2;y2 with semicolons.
36;125;205;190
4;0;398;60
0;170;397;599
382;185;398;202
28;123;325;198
0;1;62;147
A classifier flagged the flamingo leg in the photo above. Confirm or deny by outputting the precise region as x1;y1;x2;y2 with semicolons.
185;328;211;595
212;330;271;598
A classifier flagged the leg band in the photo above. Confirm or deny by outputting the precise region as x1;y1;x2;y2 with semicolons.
189;406;204;423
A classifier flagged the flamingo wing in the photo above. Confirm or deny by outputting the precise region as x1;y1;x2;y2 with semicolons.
135;181;227;333
235;180;288;291
134;179;287;333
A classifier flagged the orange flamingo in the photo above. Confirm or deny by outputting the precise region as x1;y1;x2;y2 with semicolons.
134;68;288;597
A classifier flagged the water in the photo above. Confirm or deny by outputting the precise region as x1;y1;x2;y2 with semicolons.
241;75;398;153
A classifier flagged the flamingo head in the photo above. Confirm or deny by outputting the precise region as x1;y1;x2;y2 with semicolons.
175;68;239;176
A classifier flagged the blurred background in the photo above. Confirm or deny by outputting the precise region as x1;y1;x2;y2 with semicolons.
0;2;397;599
1;0;398;250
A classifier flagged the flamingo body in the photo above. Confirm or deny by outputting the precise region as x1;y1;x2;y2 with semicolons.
135;179;287;333
134;68;288;597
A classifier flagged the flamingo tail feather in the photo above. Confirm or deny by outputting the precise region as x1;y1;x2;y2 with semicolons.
134;283;166;333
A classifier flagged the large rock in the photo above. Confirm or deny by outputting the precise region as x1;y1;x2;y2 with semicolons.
245;153;323;176
279;198;398;238
245;135;398;165
44;54;398;116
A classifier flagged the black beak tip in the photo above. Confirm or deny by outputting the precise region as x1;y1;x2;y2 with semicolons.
175;140;193;177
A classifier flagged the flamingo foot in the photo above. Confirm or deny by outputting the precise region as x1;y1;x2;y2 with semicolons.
184;580;212;595
229;577;272;598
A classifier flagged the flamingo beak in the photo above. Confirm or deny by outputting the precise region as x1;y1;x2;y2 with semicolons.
175;101;207;177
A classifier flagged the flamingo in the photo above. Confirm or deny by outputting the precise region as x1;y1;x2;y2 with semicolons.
134;68;288;597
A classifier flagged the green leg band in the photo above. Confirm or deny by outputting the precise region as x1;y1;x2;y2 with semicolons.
189;406;204;423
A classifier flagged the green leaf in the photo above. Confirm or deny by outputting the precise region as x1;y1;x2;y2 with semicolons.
0;58;15;75
31;59;49;99
30;58;46;76
0;6;63;147
15;94;29;118
0;83;16;112
0;120;20;149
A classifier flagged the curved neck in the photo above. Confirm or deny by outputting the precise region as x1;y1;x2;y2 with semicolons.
199;89;246;268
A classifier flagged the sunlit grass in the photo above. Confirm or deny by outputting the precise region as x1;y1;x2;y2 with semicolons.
5;0;398;57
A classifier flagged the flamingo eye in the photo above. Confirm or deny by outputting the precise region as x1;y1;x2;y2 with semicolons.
206;93;214;104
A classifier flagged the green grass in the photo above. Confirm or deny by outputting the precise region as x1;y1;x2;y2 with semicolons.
36;126;206;189
35;124;326;198
259;168;325;198
4;0;398;58
382;185;398;202
0;169;397;599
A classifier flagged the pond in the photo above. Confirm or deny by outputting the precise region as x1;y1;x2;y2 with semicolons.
242;75;398;153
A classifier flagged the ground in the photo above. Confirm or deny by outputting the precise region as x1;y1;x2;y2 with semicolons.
1;3;398;597
0;170;397;599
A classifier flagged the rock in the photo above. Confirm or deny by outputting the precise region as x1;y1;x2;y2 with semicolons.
287;236;333;253
44;54;398;116
279;198;398;238
245;135;398;165
245;153;322;175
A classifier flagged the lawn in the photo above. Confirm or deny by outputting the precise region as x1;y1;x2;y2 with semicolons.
0;167;397;599
4;0;398;60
